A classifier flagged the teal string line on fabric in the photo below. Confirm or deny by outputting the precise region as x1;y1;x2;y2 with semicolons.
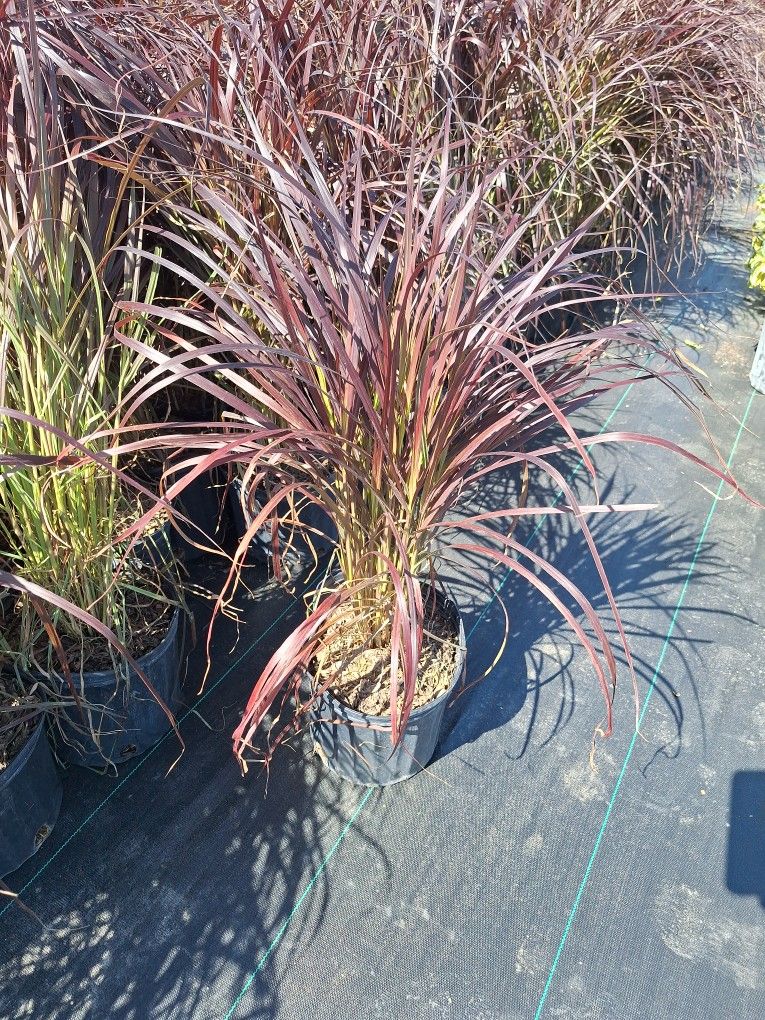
0;598;298;919
533;387;758;1020
222;786;375;1020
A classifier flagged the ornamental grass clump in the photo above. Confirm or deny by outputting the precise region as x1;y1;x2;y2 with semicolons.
35;0;765;281
0;19;176;680
112;119;753;769
35;0;365;251
8;1;760;773
149;0;761;272
429;0;765;268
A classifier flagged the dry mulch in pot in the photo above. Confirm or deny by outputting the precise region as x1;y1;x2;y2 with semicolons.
58;595;177;674
315;594;459;716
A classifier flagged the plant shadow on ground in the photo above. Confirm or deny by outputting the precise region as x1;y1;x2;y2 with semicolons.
630;212;763;376
434;465;748;775
727;771;765;911
0;559;390;1020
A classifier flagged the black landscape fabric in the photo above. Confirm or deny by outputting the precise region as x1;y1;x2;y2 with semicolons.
1;200;764;1020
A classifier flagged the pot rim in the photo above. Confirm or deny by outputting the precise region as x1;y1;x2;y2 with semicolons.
47;606;181;688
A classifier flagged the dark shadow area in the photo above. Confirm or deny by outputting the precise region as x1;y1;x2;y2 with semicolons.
0;557;389;1020
664;231;755;323
436;470;746;769
727;771;765;910
630;217;764;389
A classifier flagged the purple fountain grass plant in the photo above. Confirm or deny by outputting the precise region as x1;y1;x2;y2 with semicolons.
33;0;765;288
7;0;760;771
433;0;765;268
106;119;756;771
29;0;384;209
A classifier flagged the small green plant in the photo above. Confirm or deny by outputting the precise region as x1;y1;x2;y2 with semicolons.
748;185;765;292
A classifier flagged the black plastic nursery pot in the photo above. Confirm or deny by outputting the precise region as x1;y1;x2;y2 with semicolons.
133;521;174;570
0;720;62;878
53;608;183;768
229;478;337;566
172;468;228;563
129;445;228;567
133;500;222;569
310;590;466;787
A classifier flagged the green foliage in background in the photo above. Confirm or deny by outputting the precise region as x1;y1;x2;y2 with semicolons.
749;185;765;292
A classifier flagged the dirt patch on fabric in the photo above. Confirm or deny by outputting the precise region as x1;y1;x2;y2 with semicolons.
655;883;765;991
713;334;754;371
315;598;459;716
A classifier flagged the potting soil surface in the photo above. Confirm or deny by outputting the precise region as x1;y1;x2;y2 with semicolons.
1;193;764;1020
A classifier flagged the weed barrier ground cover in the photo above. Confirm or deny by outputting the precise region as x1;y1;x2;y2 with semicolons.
1;196;763;1020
